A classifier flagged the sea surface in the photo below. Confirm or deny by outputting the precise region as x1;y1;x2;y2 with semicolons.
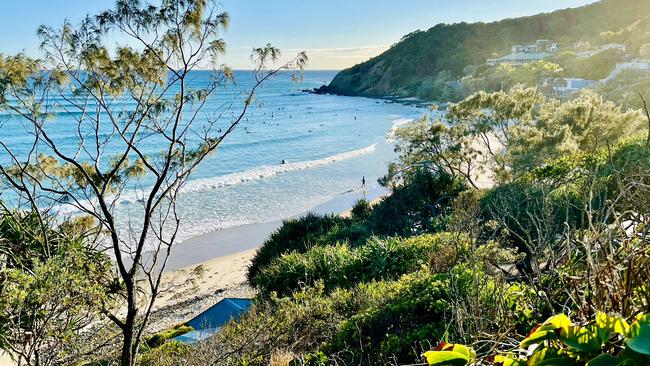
0;70;426;247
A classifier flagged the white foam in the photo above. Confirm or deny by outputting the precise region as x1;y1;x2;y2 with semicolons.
54;144;378;215
179;144;377;193
387;118;414;141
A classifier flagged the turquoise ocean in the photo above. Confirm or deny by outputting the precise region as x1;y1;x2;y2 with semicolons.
1;70;426;246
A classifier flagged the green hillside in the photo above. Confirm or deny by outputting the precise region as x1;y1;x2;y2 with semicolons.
320;0;650;99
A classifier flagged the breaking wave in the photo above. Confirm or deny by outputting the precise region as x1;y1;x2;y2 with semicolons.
179;144;377;193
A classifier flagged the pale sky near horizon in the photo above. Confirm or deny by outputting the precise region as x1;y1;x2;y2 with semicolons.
0;0;596;70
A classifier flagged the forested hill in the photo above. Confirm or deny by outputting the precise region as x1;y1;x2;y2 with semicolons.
319;0;650;99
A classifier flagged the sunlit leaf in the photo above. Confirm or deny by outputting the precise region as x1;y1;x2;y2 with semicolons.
494;355;527;366
596;312;630;336
527;348;575;366
521;329;558;349
626;314;650;355
561;325;603;355
423;351;469;366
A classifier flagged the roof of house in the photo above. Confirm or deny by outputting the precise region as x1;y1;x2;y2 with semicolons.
499;52;551;61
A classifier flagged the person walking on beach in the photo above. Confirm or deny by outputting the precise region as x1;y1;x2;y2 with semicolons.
361;176;366;188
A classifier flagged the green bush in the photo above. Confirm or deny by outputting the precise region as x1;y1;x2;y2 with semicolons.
252;233;470;296
247;213;352;281
370;169;467;237
248;170;466;284
479;181;584;274
324;265;538;364
350;199;373;221
142;323;194;350
137;340;190;366
196;264;539;365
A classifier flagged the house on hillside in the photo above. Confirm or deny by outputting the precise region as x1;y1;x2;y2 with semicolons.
603;60;650;83
547;78;598;97
487;52;552;66
511;40;560;55
602;43;627;52
489;40;558;66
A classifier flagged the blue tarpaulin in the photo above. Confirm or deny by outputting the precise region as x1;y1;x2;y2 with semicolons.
174;298;252;344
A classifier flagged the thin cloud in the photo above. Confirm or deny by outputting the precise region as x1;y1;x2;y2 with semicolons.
286;45;390;57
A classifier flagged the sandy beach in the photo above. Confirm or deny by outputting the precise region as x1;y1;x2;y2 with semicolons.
148;187;387;331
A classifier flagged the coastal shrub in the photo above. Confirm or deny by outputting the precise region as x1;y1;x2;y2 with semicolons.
602;137;650;214
247;213;352;281
248;170;466;284
349;198;373;221
0;240;113;365
142;323;194;350
252;233;470;296
188;265;540;366
324;270;452;363
311;220;371;248
0;209;114;365
324;266;539;364
369;169;467;237
0;209;97;269
524;137;650;220
479;181;584;275
138;340;190;366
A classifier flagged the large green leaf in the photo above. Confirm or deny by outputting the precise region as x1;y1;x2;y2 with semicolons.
596;312;630;336
538;313;572;335
627;315;650;355
562;325;603;355
493;355;527;366
521;330;558;349
626;335;650;356
586;354;623;366
527;348;575;366
423;351;469;366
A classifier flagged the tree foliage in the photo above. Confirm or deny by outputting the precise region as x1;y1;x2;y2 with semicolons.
0;211;113;366
0;1;307;365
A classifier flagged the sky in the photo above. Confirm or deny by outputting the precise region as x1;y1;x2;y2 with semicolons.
0;0;597;70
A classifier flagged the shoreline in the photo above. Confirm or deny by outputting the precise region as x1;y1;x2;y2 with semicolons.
162;185;387;271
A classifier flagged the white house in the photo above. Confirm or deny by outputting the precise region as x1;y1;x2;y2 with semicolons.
511;45;525;54
492;40;559;66
487;52;551;67
548;78;598;96
511;40;559;55
603;60;650;83
601;43;627;52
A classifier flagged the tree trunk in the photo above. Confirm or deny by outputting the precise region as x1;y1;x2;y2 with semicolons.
120;279;138;366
